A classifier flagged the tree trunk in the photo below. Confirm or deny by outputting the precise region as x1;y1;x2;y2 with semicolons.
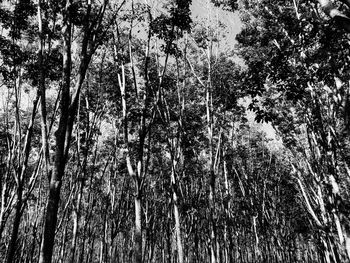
172;174;184;263
58;221;68;263
39;1;72;261
117;60;146;263
134;194;142;263
5;185;22;263
70;169;84;263
6;58;41;263
39;178;64;263
70;208;79;263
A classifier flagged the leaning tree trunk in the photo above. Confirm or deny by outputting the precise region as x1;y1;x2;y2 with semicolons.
38;2;72;260
39;0;107;260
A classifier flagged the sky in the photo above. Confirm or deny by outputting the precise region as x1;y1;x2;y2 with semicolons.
191;0;242;46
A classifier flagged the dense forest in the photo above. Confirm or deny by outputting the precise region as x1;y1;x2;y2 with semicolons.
1;0;350;262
